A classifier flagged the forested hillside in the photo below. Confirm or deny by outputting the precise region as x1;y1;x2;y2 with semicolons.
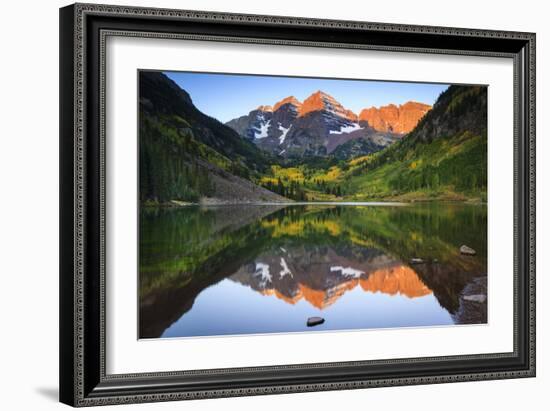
340;85;488;201
139;71;286;203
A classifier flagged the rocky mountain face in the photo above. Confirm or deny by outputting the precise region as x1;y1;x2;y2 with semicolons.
359;101;431;134
331;135;399;161
226;96;302;146
226;91;430;159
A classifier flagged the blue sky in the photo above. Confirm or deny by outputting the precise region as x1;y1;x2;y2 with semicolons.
164;71;449;123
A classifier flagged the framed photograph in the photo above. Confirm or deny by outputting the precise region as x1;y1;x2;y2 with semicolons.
59;3;536;407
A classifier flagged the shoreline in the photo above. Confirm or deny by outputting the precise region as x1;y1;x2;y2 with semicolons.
142;199;487;208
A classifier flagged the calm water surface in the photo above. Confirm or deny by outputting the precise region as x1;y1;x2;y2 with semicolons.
139;203;487;339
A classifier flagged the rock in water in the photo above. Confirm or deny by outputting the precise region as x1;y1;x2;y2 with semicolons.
410;258;424;264
307;317;325;327
460;245;476;255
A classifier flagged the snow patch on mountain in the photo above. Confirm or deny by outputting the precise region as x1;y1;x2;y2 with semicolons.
254;119;271;139
329;123;363;135
330;266;365;278
278;123;291;144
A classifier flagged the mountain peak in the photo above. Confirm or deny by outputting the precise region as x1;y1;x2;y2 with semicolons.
256;105;273;112
300;90;357;121
273;96;302;111
399;101;431;111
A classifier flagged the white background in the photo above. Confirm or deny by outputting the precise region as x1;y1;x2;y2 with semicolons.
107;37;513;374
0;0;545;410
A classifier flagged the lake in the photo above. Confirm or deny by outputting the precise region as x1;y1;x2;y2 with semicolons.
139;203;487;339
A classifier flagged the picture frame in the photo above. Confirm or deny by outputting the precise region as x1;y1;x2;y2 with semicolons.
59;2;536;407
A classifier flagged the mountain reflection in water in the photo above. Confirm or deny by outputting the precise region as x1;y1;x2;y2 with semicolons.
139;204;487;339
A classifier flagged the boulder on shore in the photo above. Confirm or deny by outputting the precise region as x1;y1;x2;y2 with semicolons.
460;245;476;255
410;258;424;264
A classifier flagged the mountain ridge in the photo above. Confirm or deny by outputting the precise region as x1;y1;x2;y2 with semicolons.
226;90;431;159
359;101;431;134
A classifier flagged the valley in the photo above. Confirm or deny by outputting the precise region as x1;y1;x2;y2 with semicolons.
139;71;487;204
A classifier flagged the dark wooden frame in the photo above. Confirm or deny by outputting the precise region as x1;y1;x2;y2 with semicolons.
60;3;536;407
